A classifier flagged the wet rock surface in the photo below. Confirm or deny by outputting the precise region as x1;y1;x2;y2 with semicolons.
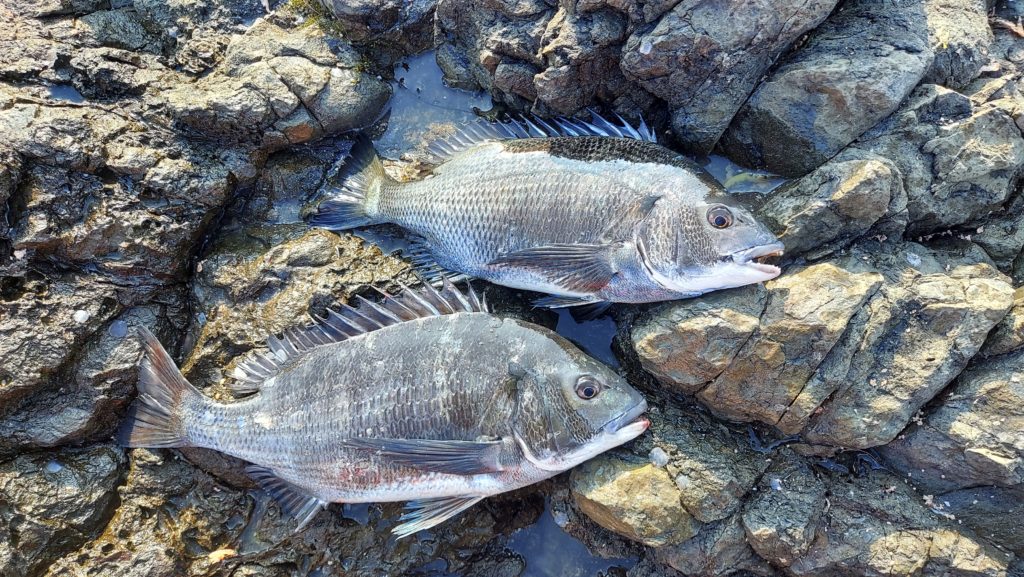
3;1;1024;576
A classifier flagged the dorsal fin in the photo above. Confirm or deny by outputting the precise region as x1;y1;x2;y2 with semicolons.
423;109;657;165
229;279;486;394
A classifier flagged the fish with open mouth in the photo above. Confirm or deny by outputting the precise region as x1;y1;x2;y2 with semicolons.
118;281;649;537
307;113;784;313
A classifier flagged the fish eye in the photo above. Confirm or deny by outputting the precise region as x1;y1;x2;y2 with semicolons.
575;376;602;400
707;205;734;229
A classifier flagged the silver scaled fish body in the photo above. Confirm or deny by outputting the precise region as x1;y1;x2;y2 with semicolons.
118;281;649;537
308;114;784;310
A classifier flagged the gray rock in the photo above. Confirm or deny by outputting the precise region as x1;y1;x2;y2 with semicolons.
620;0;838;153
852;85;1024;237
315;0;437;54
922;0;994;89
983;287;1024;357
757;151;907;259
935;486;1024;555
803;242;1014;448
0;445;125;577
654;514;775;577
881;349;1024;494
720;0;933;177
741;455;826;567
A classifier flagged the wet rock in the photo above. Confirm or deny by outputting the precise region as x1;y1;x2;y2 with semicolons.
881;349;1024;494
741;455;826;567
803;242;1014;448
620;0;837;153
316;0;437;54
697;259;883;427
571;455;698;547
0;445;125;577
851;85;1024;237
983;287;1024;356
787;472;1012;577
654;514;774;577
631;285;766;395
922;0;994;89
720;0;933;177
758;152;907;259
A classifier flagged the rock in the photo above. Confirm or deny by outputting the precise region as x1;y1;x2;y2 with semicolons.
79;8;160;52
720;0;933;177
314;0;437;54
972;194;1024;273
697;259;883;427
934;486;1024;555
802;242;1014;448
0;445;125;577
757;152;907;259
851;85;1024;237
163;18;390;148
787;472;1011;577
922;0;994;89
983;287;1024;356
741;455;826;567
620;0;838;153
630;285;766;395
654;514;775;577
571;455;698;547
881;349;1024;493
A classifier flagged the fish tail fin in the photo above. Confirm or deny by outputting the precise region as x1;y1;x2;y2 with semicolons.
308;134;392;231
117;327;203;448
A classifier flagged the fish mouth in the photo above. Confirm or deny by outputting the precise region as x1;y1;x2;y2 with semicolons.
731;242;785;275
603;398;650;435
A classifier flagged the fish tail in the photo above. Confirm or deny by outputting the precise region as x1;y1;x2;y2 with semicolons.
308;134;391;230
117;327;203;448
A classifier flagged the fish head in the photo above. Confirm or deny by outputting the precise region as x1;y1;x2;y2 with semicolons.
510;338;649;472
638;195;784;295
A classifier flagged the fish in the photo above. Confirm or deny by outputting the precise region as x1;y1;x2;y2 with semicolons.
307;112;784;313
117;281;649;537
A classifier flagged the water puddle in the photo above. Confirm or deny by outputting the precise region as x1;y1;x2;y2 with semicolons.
47;84;86;103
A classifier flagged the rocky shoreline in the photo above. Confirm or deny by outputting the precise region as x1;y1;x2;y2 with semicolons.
1;0;1023;576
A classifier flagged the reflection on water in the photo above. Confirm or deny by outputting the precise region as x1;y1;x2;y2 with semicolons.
554;309;620;368
374;52;491;158
47;84;85;103
506;502;635;577
702;154;787;194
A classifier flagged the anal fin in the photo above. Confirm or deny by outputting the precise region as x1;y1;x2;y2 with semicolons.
246;465;326;531
393;495;485;538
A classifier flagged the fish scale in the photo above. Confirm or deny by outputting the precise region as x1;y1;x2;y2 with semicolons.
309;117;784;306
118;283;649;535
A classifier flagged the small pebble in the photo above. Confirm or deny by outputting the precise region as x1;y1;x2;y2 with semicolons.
552;510;569;528
639;38;653;55
906;253;922;267
770;477;783;491
649;447;669;467
73;310;91;324
44;460;63;474
675;474;691;490
108;320;128;338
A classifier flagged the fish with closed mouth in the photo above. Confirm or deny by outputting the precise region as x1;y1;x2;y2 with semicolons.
118;281;649;536
307;113;784;313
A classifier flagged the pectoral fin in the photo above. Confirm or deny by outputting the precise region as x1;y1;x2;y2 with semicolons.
392;495;485;538
488;244;617;293
344;438;505;475
246;465;326;531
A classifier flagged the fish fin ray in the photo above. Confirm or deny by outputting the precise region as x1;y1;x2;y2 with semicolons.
393;493;485;541
343;438;505;475
246;465;326;531
489;244;616;293
421;111;656;164
117;327;202;448
307;135;390;231
393;496;485;538
225;281;486;390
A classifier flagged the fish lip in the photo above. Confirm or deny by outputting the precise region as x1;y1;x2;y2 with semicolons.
603;398;649;434
731;241;785;275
